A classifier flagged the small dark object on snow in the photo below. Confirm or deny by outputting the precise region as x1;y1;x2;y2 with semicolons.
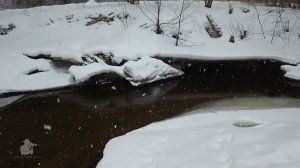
172;34;179;39
139;23;148;27
241;7;250;13
26;69;48;75
172;32;182;39
66;15;74;20
240;30;249;40
229;35;235;43
86;14;115;26
117;13;129;21
282;20;290;32
0;23;16;35
49;18;54;23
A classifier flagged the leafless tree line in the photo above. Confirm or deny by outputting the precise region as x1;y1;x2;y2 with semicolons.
0;0;86;9
240;0;300;8
1;0;300;9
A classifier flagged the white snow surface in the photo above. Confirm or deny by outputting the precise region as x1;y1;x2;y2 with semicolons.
281;64;300;80
69;56;183;85
1;1;300;93
123;56;184;86
97;108;300;168
86;0;97;5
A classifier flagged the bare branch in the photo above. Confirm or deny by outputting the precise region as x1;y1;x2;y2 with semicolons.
249;1;266;39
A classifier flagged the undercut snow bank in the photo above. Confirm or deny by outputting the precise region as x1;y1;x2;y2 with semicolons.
24;49;83;64
281;64;300;80
69;60;124;83
97;108;300;168
69;56;183;85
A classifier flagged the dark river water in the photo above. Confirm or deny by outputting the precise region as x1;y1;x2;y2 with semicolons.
0;60;300;168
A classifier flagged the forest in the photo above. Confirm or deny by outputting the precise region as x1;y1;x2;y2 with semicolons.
1;0;300;9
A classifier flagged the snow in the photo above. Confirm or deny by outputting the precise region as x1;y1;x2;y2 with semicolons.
20;139;37;156
281;64;300;80
123;56;184;86
0;95;23;108
0;71;73;93
69;56;183;85
69;60;124;83
0;1;300;93
97;108;300;168
86;0;97;5
24;49;83;63
43;124;51;130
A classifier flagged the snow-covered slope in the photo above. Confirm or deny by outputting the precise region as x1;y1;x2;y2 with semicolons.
97;108;300;168
0;1;300;93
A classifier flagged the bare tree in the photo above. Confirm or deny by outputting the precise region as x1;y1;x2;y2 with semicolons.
249;1;266;39
228;1;234;14
137;0;163;34
175;0;185;46
271;7;284;43
243;0;300;8
174;0;193;46
117;1;130;29
155;0;163;34
230;14;254;40
270;6;298;44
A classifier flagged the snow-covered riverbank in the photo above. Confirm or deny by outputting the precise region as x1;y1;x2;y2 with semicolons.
0;1;300;94
97;108;300;168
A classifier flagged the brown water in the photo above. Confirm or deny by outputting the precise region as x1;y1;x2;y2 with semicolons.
0;60;300;168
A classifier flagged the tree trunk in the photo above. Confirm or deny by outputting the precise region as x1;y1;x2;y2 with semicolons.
155;0;162;34
127;0;134;4
205;0;213;8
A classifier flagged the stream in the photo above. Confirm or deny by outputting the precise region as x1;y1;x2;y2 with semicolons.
0;59;300;168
